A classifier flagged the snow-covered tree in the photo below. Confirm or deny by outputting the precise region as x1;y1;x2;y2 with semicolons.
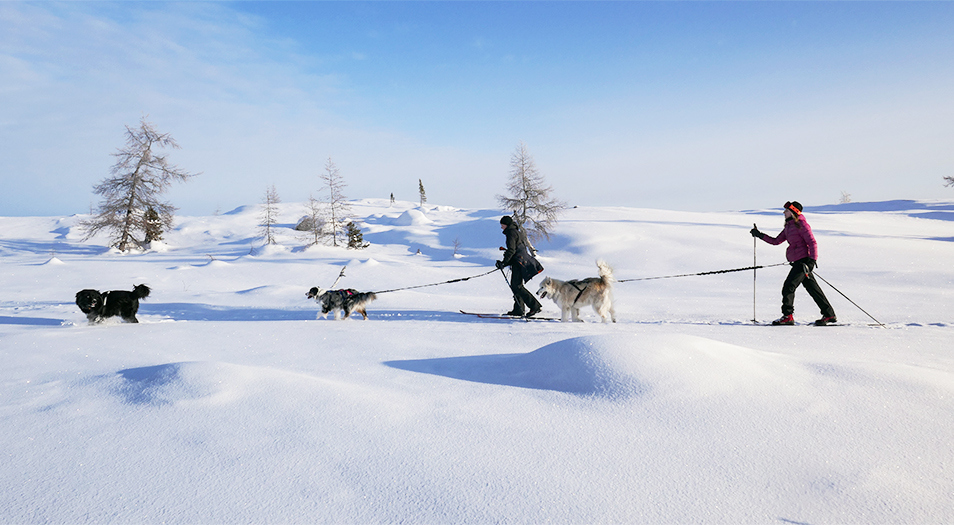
299;195;328;246
259;185;281;245
496;141;566;243
319;158;352;247
81;117;198;251
945;175;954;187
346;221;369;250
143;207;164;243
418;179;427;207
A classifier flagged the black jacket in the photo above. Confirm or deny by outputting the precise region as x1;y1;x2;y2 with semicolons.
501;223;543;284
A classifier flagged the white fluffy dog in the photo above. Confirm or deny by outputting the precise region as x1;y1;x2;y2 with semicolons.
536;260;616;323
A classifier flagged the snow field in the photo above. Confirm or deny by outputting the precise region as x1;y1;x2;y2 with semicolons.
1;199;953;523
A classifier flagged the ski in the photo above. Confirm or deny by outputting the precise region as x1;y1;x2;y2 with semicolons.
459;310;559;322
755;321;845;326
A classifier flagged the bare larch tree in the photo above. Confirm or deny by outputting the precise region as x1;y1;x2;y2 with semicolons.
496;141;566;244
320;158;353;247
82;117;198;251
298;194;328;246
259;185;281;245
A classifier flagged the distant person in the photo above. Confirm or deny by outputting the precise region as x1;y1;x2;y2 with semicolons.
496;216;544;317
751;201;837;326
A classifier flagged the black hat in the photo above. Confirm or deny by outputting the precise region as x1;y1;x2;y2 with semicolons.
500;215;513;226
784;201;803;214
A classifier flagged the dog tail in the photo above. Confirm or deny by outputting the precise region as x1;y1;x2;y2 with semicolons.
596;260;615;285
132;284;151;300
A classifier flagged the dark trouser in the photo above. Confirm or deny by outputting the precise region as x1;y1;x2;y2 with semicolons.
509;276;541;315
781;261;835;317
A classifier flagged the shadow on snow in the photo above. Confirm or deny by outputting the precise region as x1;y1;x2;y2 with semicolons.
140;305;490;323
384;338;647;398
0;316;65;326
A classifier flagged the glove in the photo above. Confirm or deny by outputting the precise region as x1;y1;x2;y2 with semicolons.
796;258;816;273
495;260;504;269
749;227;763;239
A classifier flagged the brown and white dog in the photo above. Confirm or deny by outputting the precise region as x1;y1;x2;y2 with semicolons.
536;261;616;323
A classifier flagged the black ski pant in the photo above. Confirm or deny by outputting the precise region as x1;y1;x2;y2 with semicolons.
781;260;835;318
509;276;541;315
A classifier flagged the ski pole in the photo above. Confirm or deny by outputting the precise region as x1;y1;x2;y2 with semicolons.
752;223;757;323
813;271;885;327
499;266;520;311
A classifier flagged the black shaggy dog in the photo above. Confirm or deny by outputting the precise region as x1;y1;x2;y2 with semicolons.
75;284;151;324
306;287;376;320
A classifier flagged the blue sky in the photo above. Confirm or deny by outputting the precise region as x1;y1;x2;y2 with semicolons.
2;1;953;216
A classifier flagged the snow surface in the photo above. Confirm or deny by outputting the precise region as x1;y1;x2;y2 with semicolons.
1;199;953;524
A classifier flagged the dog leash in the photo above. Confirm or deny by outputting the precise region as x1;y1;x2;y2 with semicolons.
617;263;788;283
328;266;347;289
372;268;499;295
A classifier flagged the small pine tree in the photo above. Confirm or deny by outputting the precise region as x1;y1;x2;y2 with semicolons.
390;192;395;206
346;222;369;249
143;207;163;244
418;179;427;207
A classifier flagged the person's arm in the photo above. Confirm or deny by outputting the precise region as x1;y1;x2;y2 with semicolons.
757;227;787;246
500;230;517;266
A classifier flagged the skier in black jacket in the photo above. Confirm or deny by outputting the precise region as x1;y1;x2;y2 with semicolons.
496;216;544;317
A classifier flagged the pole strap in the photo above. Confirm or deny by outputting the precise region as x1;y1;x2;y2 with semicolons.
617;262;789;283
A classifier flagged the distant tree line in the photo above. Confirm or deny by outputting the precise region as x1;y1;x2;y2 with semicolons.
81;119;567;254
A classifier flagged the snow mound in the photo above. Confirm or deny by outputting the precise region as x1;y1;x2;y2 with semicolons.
111;362;297;407
42;257;65;265
393;209;433;226
387;333;803;400
347;258;380;267
147;241;171;253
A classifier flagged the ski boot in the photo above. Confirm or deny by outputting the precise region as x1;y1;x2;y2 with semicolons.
772;314;795;326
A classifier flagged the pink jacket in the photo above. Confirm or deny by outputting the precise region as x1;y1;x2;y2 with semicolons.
761;215;818;262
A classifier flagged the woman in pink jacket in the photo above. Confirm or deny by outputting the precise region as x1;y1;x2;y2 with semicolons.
751;201;837;326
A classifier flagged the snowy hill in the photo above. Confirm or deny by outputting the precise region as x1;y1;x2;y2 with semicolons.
1;200;952;523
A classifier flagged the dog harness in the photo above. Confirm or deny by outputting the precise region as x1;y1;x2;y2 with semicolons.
568;281;588;305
